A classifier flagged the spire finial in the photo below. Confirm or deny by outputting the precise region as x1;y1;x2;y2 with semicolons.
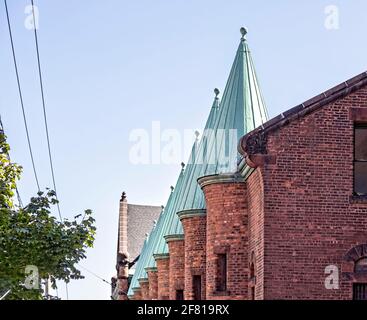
240;27;248;40
214;88;220;99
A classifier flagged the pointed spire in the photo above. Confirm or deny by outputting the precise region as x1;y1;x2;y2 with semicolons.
176;28;269;212
240;27;248;41
152;165;186;256
135;29;270;273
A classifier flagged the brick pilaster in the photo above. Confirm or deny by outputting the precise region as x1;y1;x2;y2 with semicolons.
178;209;207;300
138;278;150;300
146;267;158;300
155;254;170;300
165;235;185;300
199;173;249;300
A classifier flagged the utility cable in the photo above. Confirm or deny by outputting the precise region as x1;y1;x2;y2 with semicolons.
4;0;40;193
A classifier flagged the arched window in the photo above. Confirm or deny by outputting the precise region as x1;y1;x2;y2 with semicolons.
355;257;367;273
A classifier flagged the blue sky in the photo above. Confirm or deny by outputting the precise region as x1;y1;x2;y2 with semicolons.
1;0;366;299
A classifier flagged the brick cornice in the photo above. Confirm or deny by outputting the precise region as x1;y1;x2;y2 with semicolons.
177;209;206;221
197;173;244;189
145;267;158;273
153;253;170;260
132;287;141;292
164;234;184;243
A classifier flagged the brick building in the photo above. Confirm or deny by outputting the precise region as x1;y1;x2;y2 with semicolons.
112;193;161;300
117;28;367;300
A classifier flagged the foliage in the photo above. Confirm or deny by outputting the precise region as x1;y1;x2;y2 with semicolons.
0;131;96;300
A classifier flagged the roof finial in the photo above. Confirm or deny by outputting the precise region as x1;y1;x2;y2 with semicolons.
120;191;127;202
240;27;248;40
161;205;165;210
181;162;185;169
194;130;200;141
170;185;174;192
214;88;220;99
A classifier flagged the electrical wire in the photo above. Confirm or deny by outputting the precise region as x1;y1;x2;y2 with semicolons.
77;264;112;286
4;0;40;193
30;0;62;220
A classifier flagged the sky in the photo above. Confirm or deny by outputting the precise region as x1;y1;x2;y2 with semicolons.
1;0;367;299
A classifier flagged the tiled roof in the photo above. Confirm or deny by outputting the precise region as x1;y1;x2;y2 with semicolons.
127;204;161;264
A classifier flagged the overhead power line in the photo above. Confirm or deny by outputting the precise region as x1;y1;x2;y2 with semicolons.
77;264;112;286
30;0;62;221
4;0;40;192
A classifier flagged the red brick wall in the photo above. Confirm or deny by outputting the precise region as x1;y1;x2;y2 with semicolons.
167;239;185;300
147;270;158;300
247;169;265;300
132;288;142;300
139;280;149;300
259;86;367;299
156;257;170;300
181;214;207;300
203;180;249;300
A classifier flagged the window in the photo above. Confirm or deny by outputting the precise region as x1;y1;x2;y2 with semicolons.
355;257;367;273
250;262;255;279
216;254;227;292
354;126;367;195
353;283;367;300
176;290;184;300
193;275;202;300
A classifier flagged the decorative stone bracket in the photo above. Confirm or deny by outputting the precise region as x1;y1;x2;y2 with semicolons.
238;130;276;168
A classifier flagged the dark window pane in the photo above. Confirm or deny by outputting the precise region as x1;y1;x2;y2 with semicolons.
176;290;184;300
193;275;202;300
355;162;367;195
355;128;367;161
216;254;227;291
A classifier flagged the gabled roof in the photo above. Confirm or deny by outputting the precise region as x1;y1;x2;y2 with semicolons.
239;70;367;156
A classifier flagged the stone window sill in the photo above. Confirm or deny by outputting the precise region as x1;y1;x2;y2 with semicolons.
350;195;367;204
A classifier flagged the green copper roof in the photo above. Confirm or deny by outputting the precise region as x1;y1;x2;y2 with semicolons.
127;233;151;296
176;28;268;212
144;186;176;270
129;29;269;281
152;164;186;255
